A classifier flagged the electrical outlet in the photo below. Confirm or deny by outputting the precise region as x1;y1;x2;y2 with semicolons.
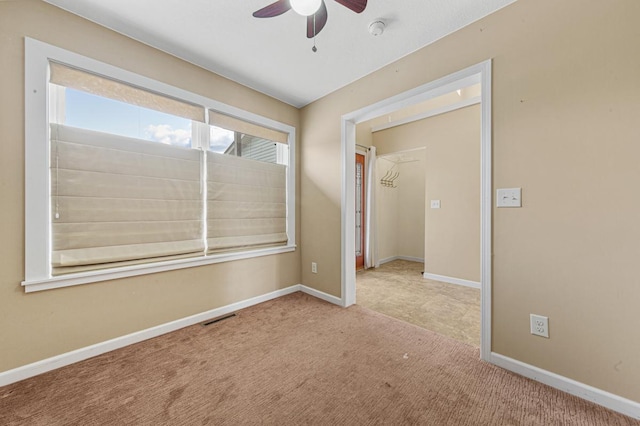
530;314;549;338
311;262;317;274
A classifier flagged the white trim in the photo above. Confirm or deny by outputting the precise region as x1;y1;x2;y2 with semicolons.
371;96;481;133
285;128;297;250
22;245;296;293
379;255;424;265
24;38;296;291
341;60;492;363
479;60;493;362
344;73;481;125
341;119;357;308
423;272;480;290
25;38;52;282
299;285;343;306
0;285;302;387
490;353;640;420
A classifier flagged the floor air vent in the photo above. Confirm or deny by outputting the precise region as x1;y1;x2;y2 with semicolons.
202;313;236;327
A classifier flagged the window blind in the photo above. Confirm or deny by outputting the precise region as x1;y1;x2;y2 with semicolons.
207;152;288;253
50;62;205;122
50;124;204;275
209;110;288;144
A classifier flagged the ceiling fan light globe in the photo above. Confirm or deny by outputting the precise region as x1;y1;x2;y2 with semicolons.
290;0;322;16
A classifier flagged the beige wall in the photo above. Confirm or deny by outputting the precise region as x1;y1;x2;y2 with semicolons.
301;0;640;401
375;158;399;262
396;156;426;261
0;0;300;373
422;108;479;282
374;153;426;263
374;106;479;281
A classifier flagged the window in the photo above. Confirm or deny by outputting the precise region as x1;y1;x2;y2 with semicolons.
24;39;296;292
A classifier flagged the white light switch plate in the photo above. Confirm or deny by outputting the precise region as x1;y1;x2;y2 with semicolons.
430;200;441;209
497;188;521;207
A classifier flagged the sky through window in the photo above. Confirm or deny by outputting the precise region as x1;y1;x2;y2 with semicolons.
63;88;193;148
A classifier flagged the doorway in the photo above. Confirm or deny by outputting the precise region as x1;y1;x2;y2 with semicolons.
356;109;481;346
340;60;492;360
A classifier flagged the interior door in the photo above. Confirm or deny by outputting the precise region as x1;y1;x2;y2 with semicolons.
355;153;365;271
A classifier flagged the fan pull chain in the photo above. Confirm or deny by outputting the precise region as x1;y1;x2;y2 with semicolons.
312;14;318;52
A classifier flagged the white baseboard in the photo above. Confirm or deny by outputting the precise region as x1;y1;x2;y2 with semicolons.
423;272;480;289
490;352;640;420
299;284;343;306
0;285;301;387
378;256;397;265
379;256;424;265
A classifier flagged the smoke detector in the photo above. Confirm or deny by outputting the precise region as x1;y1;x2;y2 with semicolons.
368;20;386;36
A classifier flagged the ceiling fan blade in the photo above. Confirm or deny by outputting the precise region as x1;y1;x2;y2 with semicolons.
333;0;367;13
253;0;291;18
307;0;328;38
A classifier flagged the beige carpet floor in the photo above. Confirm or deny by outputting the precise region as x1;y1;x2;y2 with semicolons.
1;292;637;425
357;260;481;346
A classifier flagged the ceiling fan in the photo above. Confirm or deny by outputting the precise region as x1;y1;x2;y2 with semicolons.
253;0;367;42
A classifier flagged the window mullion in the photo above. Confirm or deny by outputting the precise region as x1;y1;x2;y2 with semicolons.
191;120;210;150
201;149;208;254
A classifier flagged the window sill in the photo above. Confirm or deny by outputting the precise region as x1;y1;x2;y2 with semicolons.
22;245;297;293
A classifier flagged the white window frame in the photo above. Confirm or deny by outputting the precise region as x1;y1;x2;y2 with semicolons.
23;38;296;293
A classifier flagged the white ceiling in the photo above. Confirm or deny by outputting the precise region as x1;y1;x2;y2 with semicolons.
44;0;516;108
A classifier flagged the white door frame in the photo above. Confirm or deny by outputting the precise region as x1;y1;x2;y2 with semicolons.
340;60;492;360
